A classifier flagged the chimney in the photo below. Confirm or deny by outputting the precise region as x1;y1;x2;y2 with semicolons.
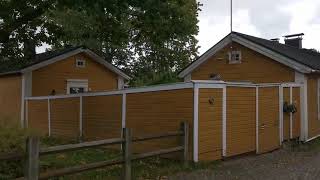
270;38;280;43
283;33;304;49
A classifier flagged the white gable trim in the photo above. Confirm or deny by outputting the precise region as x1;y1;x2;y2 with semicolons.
178;34;314;78
20;48;130;80
83;49;130;80
178;35;232;78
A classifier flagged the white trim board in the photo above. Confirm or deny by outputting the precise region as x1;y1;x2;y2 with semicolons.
290;87;293;139
279;86;283;145
178;33;314;78
20;75;26;128
121;94;126;129
222;87;227;157
256;87;259;153
25;82;195;100
193;84;199;162
25;81;300;101
279;87;284;142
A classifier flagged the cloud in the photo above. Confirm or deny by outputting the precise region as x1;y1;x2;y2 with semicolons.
197;0;320;53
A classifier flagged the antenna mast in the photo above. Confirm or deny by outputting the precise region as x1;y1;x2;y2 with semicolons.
230;0;233;32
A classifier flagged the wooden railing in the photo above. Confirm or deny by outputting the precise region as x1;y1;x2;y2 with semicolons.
1;121;189;180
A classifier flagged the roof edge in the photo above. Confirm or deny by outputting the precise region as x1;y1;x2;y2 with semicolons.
178;32;314;78
19;47;130;80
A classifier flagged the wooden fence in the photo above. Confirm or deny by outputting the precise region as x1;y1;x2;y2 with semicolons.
0;122;189;180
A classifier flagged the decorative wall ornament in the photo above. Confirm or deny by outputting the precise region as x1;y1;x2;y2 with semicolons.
208;97;215;105
283;101;297;114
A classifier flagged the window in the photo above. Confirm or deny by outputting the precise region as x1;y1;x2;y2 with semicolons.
76;58;86;68
67;79;88;94
228;51;242;64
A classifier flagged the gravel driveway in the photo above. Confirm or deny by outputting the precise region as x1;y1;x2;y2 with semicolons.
170;141;320;180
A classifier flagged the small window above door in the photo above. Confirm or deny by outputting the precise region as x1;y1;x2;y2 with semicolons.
67;79;88;94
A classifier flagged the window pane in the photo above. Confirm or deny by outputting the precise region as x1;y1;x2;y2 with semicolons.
70;87;85;94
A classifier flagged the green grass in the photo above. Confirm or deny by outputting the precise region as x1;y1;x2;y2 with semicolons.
37;137;220;180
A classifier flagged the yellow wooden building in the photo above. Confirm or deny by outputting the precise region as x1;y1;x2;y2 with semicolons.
0;46;130;126
6;32;320;162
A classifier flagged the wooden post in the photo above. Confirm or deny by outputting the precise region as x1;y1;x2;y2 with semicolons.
123;128;132;180
26;136;40;180
181;121;189;166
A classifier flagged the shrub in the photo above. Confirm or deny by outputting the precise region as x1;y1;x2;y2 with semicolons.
0;118;33;179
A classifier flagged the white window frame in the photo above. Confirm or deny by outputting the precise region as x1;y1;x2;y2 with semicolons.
67;79;88;94
228;51;242;64
318;78;320;120
76;58;86;68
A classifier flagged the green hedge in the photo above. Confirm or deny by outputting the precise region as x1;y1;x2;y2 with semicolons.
0;119;31;179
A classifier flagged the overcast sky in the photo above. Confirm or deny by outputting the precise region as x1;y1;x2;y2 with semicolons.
197;0;320;53
38;0;320;55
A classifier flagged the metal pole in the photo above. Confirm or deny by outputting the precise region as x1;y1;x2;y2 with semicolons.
231;0;233;32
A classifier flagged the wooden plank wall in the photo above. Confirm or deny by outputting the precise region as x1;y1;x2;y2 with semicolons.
27;100;49;135
126;89;194;158
198;88;222;161
0;75;22;125
307;77;320;139
50;98;80;139
83;95;122;141
292;88;301;138
258;87;280;153
226;87;256;157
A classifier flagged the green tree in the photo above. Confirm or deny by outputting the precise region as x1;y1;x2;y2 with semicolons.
0;0;59;61
48;0;200;85
0;0;200;86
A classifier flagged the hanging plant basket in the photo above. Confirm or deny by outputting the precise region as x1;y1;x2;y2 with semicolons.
283;102;297;114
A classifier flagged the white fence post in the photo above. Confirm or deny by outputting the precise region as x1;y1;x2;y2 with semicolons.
48;98;51;137
79;96;83;141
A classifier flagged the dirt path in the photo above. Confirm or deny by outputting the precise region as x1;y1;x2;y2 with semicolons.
169;144;320;180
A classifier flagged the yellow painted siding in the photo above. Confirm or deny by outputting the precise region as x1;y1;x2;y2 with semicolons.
32;53;118;96
83;95;122;141
50;98;80;139
191;42;295;83
0;75;21;124
198;88;222;161
226;87;256;157
292;88;301;138
307;77;320;138
126;89;194;158
258;87;280;153
27;100;48;135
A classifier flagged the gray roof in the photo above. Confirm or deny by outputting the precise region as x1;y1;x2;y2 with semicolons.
0;46;130;79
0;46;82;75
234;32;320;70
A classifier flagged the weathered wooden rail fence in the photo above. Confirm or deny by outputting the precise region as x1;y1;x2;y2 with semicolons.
1;122;189;180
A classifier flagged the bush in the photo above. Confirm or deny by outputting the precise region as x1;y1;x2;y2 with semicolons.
0;118;33;179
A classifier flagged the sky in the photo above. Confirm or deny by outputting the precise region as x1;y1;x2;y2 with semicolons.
197;0;320;54
38;0;320;55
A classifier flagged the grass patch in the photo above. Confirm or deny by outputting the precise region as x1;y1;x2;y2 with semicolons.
37;137;220;179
